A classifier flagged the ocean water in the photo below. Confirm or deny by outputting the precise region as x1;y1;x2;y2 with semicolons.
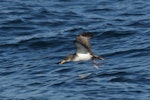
0;0;150;100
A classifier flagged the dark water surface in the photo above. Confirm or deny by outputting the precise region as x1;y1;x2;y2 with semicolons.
0;0;150;100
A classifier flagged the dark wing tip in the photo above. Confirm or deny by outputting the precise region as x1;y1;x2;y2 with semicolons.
79;32;94;38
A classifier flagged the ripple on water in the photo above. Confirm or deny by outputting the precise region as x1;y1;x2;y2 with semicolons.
0;0;150;100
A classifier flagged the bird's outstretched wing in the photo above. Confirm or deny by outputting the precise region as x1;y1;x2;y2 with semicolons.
76;32;93;53
75;41;89;54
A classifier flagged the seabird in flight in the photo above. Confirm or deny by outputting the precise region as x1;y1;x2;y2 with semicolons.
59;32;104;69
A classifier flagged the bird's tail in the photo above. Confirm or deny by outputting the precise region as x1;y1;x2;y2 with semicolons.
92;54;104;60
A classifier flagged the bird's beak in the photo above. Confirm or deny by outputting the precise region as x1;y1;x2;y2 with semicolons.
59;60;66;64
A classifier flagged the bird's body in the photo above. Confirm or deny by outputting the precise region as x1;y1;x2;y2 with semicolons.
73;53;92;61
59;32;104;69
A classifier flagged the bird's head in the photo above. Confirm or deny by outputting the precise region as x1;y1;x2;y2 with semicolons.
59;55;74;64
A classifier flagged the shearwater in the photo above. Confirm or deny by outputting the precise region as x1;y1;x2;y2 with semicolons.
59;32;104;69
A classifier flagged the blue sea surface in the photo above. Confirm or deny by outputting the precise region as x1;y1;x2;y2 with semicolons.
0;0;150;100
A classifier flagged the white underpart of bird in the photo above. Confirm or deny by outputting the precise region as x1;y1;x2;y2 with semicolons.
73;53;92;61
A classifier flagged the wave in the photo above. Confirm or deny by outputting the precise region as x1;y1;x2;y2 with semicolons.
0;33;71;49
2;19;23;25
103;46;150;57
99;30;135;38
2;31;51;42
127;19;150;28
